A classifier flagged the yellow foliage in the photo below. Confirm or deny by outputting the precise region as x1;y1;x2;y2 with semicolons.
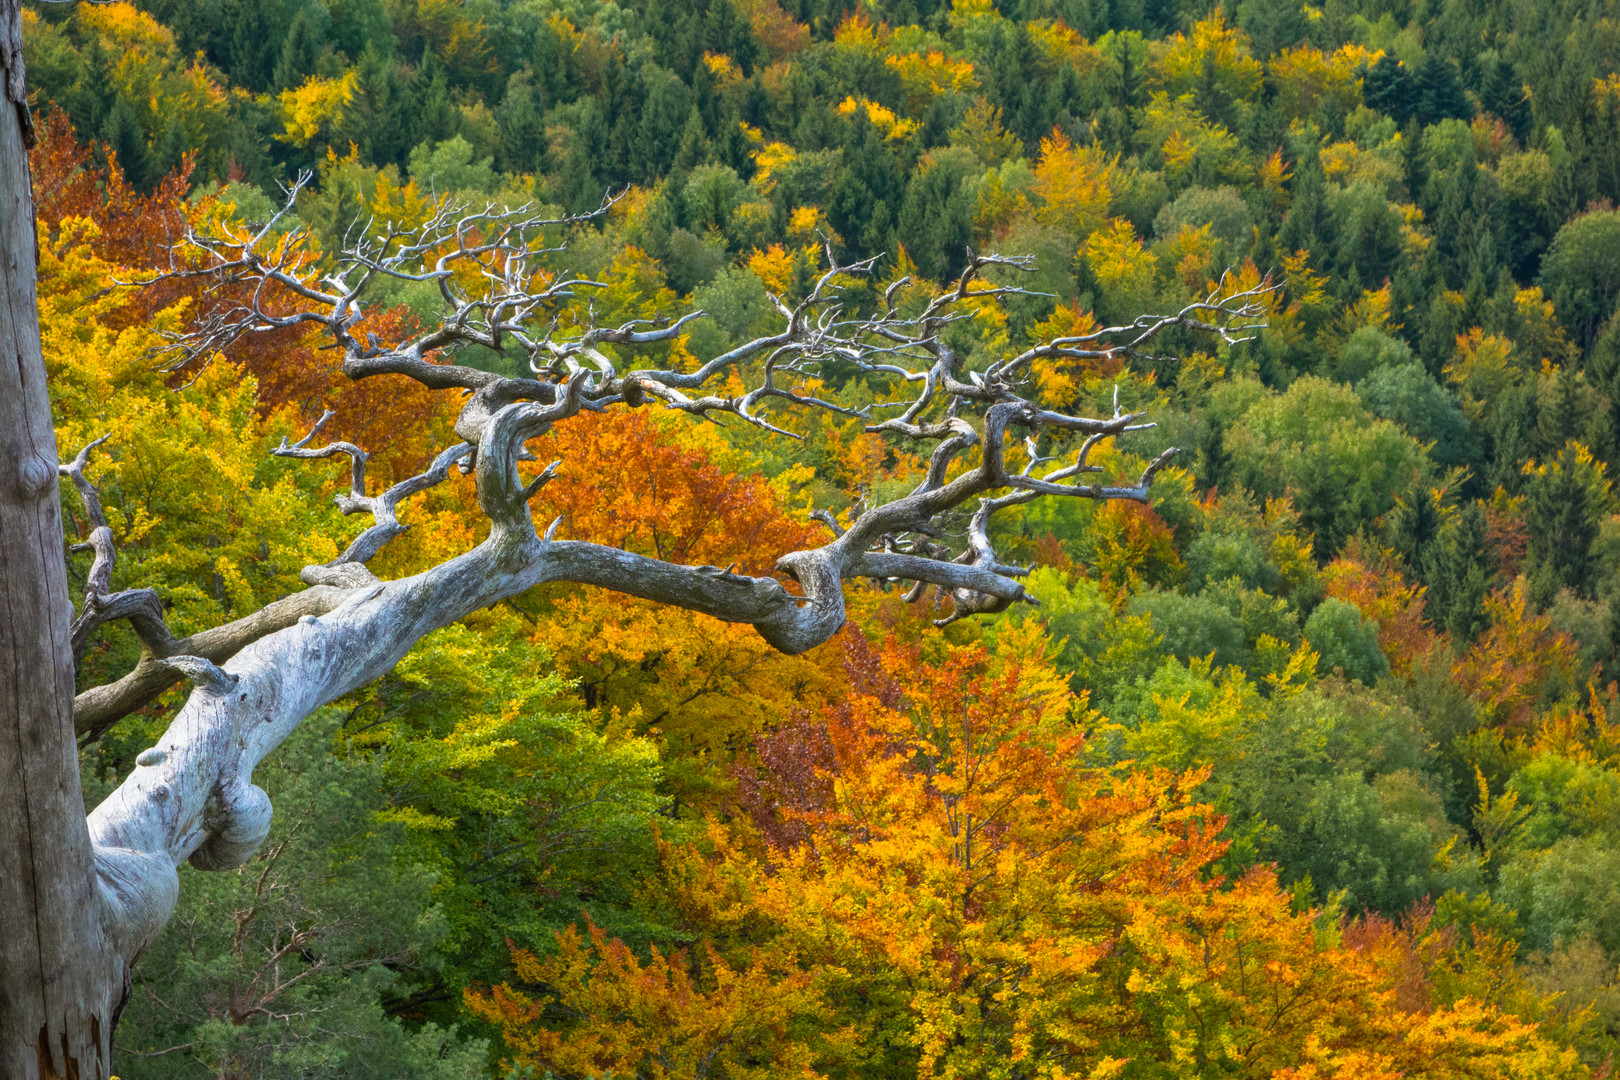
277;71;358;147
701;50;743;83
787;205;832;245
1447;328;1527;416
751;141;798;193
1086;217;1158;316
1596;73;1620;107
1157;222;1222;293
1028;20;1104;71
42;219;340;663
1321;139;1404;188
747;243;801;294
1140;93;1249;188
1032;130;1115;241
831;9;886;56
836;96;920;141
369;168;439;233
1339;283;1400;335
886;49;978;109
74;1;173;50
1270;44;1379;121
1152;10;1262;103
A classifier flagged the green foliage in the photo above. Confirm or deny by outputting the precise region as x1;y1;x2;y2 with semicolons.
1305;597;1390;684
1542;211;1620;350
1224;376;1429;555
112;710;488;1080
1152;183;1252;245
1500;837;1620;956
1126;588;1250;669
1334;326;1416;385
1358;362;1477;468
409;135;498;195
42;0;1620;1068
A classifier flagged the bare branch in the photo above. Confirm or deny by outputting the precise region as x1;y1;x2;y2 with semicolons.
273;414;472;586
60;435;175;659
84;213;1274;985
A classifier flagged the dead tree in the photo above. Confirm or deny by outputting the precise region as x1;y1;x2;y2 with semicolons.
0;76;1270;1080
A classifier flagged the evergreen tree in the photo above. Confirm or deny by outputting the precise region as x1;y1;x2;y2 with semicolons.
1419;502;1492;642
1525;441;1613;599
1362;56;1413;124
1538;365;1613;464
227;0;293;93
1478;53;1531;142
406;50;460;151
273;6;326;90
351;45;410;168
828;110;905;261
494;69;546;175
672;106;711;174
99;95;151;192
897;147;977;281
1237;0;1310;59
1414;54;1473;128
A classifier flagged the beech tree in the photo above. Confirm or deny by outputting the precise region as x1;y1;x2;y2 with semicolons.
0;13;1273;1077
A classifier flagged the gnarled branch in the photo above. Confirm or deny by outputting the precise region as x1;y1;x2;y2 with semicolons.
76;199;1274;999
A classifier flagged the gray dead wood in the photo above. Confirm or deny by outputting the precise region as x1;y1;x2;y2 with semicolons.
2;30;1275;1070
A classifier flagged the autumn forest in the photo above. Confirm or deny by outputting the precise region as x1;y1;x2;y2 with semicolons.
24;0;1620;1075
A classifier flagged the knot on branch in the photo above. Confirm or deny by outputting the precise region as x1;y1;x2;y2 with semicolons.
155;655;240;695
189;780;273;872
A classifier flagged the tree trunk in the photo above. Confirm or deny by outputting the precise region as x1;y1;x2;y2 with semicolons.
0;4;119;1075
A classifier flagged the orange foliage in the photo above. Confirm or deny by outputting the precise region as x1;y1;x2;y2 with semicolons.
31;106;193;273
1086;499;1184;596
465;919;833;1080
519;409;842;802
1452;580;1585;732
471;632;1581;1077
530;410;820;572
30;106;450;478
1322;553;1442;678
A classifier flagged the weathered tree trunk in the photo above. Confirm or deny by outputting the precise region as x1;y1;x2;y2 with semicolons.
0;4;120;1075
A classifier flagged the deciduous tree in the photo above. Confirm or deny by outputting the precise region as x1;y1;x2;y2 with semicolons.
0;6;1275;1065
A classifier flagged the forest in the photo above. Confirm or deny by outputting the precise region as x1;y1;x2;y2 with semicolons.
21;0;1620;1075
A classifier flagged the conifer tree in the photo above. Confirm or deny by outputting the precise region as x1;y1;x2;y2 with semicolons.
273;6;326;91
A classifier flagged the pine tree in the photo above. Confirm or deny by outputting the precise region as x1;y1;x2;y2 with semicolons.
1362;56;1413;124
407;50;459;149
495;70;546;175
1414;54;1473;128
227;0;292;93
1419;502;1492;642
99;96;151;193
1478;53;1530;141
273;6;326;90
1525;442;1612;598
1238;0;1310;59
672;106;711;174
352;45;410;168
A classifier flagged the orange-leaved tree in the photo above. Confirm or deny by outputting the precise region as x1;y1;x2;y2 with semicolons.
469;628;1584;1079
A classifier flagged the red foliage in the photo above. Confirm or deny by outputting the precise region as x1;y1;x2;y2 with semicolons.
1483;499;1530;580
529;410;823;574
29;106;451;478
1322;552;1443;678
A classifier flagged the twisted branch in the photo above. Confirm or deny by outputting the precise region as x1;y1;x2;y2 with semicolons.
73;203;1277;994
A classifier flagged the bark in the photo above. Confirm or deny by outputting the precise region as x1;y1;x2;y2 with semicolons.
0;22;1269;1068
0;2;121;1073
71;585;355;741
